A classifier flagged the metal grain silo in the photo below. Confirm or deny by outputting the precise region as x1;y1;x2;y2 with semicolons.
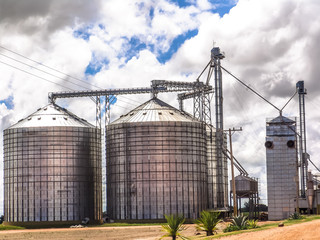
3;104;102;225
265;115;298;220
106;97;207;220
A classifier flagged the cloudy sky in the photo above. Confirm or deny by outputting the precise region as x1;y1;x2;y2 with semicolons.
1;0;320;212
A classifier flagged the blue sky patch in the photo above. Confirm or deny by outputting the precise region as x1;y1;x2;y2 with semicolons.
98;24;105;30
0;95;14;110
121;37;147;63
169;0;193;8
99;96;117;116
109;95;117;105
85;62;102;75
169;0;236;17
85;58;109;76
79;1;237;75
208;0;237;17
73;26;93;41
149;7;154;19
156;29;198;63
211;3;236;16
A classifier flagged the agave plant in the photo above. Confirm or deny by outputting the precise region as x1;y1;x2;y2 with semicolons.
231;214;248;229
194;211;221;236
160;214;189;240
223;214;248;233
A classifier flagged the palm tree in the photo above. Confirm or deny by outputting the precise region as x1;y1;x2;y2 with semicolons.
194;211;221;236
160;214;189;240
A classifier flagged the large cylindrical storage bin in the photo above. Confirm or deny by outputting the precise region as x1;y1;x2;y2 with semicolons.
3;104;102;225
106;98;207;220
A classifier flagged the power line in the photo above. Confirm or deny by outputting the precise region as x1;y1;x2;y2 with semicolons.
0;47;144;107
0;59;74;91
309;158;320;173
221;65;281;112
116;95;144;105
0;52;92;90
0;58;140;111
0;44;101;90
0;44;144;107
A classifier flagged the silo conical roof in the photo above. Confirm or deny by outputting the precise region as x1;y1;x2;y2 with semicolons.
267;115;295;125
111;97;198;124
8;103;94;129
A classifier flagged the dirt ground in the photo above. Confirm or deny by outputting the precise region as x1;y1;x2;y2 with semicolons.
216;219;320;240
0;220;319;240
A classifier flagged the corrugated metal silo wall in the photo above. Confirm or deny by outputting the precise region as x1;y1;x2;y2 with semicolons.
266;121;297;220
106;121;207;220
3;127;102;223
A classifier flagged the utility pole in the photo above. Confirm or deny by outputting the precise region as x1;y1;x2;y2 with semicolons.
228;127;242;217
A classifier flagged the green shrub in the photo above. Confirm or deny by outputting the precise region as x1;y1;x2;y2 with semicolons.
289;212;304;220
247;219;259;229
223;224;242;232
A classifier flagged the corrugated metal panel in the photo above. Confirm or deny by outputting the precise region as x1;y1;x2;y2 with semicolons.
111;97;196;124
266;115;296;136
233;175;258;194
9;104;93;129
106;121;207;220
106;98;211;220
3;126;102;223
4;104;102;224
266;116;297;220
